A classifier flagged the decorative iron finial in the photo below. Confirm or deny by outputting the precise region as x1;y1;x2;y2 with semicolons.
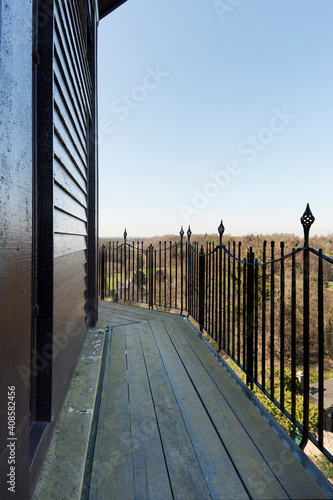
124;228;127;240
300;204;315;247
218;220;225;245
187;225;192;242
179;226;184;238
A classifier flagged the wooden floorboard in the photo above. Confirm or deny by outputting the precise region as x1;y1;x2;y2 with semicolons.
138;321;212;500
91;301;331;499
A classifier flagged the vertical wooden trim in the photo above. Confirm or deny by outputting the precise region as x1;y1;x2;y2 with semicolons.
36;0;54;422
87;2;98;326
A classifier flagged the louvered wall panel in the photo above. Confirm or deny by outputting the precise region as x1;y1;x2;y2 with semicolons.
52;0;93;412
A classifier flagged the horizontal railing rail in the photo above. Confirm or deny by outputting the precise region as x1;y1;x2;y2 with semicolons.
99;205;333;463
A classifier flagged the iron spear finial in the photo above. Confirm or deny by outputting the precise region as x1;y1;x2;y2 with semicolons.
218;220;225;245
300;204;315;247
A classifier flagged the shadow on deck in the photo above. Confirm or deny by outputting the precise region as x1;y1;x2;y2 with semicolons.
84;301;332;499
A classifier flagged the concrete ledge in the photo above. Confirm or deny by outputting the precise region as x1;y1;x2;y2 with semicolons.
32;320;108;499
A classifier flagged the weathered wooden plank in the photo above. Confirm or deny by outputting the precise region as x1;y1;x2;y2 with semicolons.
54;132;87;188
172;316;329;500
54;249;86;284
150;319;249;500
54;233;86;259
54;207;87;236
162;317;289;500
138;321;212;500
125;323;173;499
54;157;87;206
54;182;87;222
54;97;86;164
89;326;135;499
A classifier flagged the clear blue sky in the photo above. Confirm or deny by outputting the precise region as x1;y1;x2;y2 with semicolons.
98;0;333;238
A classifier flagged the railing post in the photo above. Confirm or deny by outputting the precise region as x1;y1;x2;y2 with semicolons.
101;244;105;300
300;204;315;449
148;244;154;309
187;226;192;315
180;227;184;314
246;247;255;389
124;229;127;302
199;245;205;332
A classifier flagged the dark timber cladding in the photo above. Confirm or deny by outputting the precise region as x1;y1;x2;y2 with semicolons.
30;0;98;492
53;0;93;407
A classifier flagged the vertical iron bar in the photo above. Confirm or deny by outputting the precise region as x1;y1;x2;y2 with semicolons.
108;242;111;297
132;240;134;301
211;243;214;335
219;243;222;347
246;249;254;389
262;241;267;391
180;230;184;314
136;242;139;303
116;241;119;301
175;243;178;310
164;241;167;308
208;242;211;333
227;241;231;353
154;247;157;307
159;241;162;306
270;241;275;399
169;241;172;308
254;258;259;383
280;242;285;410
223;247;226;348
237;242;241;365
141;242;144;303
232;241;236;359
242;257;247;369
124;232;127;302
318;249;324;448
300;245;310;449
101;245;105;300
199;245;205;332
291;249;297;421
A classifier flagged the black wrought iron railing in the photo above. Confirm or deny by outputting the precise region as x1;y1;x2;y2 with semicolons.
98;205;333;462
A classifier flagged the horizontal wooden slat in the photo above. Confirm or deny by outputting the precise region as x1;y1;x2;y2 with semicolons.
54;233;86;259
54;131;87;187
53;156;87;206
54;207;87;236
65;0;92;115
54;1;91;118
54;8;88;124
53;66;86;145
54;182;87;222
54;109;86;179
54;250;86;286
53;46;87;140
53;82;86;158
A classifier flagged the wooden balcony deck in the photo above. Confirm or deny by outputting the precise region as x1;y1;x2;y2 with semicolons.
87;301;333;500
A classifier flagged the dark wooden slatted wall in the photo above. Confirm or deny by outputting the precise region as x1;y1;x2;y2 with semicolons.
52;0;93;404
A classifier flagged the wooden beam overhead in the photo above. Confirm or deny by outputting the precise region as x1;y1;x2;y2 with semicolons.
98;0;127;19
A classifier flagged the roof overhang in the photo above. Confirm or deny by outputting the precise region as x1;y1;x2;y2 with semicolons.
98;0;127;20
